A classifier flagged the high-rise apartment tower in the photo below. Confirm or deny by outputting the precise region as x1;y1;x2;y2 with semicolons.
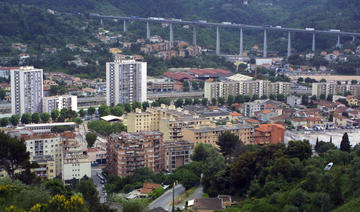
106;57;147;106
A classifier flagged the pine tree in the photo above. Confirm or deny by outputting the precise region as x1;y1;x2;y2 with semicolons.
330;136;332;143
340;133;351;152
315;137;319;152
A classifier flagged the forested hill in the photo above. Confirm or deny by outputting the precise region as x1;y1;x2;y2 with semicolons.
0;3;92;48
3;0;360;31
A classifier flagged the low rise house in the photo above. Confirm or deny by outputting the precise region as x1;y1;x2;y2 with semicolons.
290;117;307;129
256;110;278;123
346;95;359;106
287;95;302;107
305;117;324;128
140;183;162;197
334;114;348;127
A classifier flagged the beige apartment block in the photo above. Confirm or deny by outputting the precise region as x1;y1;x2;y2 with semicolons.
183;122;254;147
127;105;212;141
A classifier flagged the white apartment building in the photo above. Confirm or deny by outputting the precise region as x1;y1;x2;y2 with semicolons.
62;138;91;183
312;82;360;97
106;57;147;106
10;66;43;115
204;80;290;100
43;95;77;113
244;100;267;117
24;133;62;176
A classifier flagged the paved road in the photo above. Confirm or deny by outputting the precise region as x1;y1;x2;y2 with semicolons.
174;186;203;210
149;184;185;211
91;168;106;203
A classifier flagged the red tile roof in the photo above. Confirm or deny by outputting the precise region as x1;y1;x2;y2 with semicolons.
140;183;161;194
163;72;195;81
189;68;231;76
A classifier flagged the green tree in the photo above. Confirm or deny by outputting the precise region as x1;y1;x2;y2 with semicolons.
77;178;99;207
60;108;69;118
269;94;277;100
87;107;96;116
340;132;351;152
191;143;217;162
193;98;200;105
51;110;60;121
227;95;234;105
72;117;83;125
0;131;31;179
149;187;165;199
211;97;217;105
184;98;193;105
78;109;86;118
315;141;337;154
302;95;309;105
111;105;124;116
10;114;20;126
121;198;149;212
124;103;132;113
98;104;110;117
40;112;50;123
1;117;9;127
286;140;312;161
252;94;259;101
320;94;326;100
112;123;127;133
183;81;190;92
327;94;333;102
217;132;242;160
132;101;142;110
244;95;251;102
218;97;225;105
0;89;5;100
192;81;199;90
175;168;199;190
87;120;113;136
142;101;150;110
351;80;358;85
31;112;40;124
45;178;72;197
202;98;208;106
175;98;184;107
21;113;32;124
276;94;285;102
235;95;244;103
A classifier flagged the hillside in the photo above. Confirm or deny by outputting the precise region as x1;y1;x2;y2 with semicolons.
0;3;93;49
4;0;360;31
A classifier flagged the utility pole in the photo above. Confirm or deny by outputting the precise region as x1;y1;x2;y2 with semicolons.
172;181;175;212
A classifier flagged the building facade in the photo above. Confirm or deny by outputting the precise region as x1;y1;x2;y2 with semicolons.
244;100;266;117
107;131;164;177
23;133;62;176
32;155;57;179
183;123;254;146
106;57;147;106
164;140;193;172
11;66;43;115
254;124;285;145
312;82;360;97
62;134;91;183
204;80;290;100
127;105;212;141
43;95;77;113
